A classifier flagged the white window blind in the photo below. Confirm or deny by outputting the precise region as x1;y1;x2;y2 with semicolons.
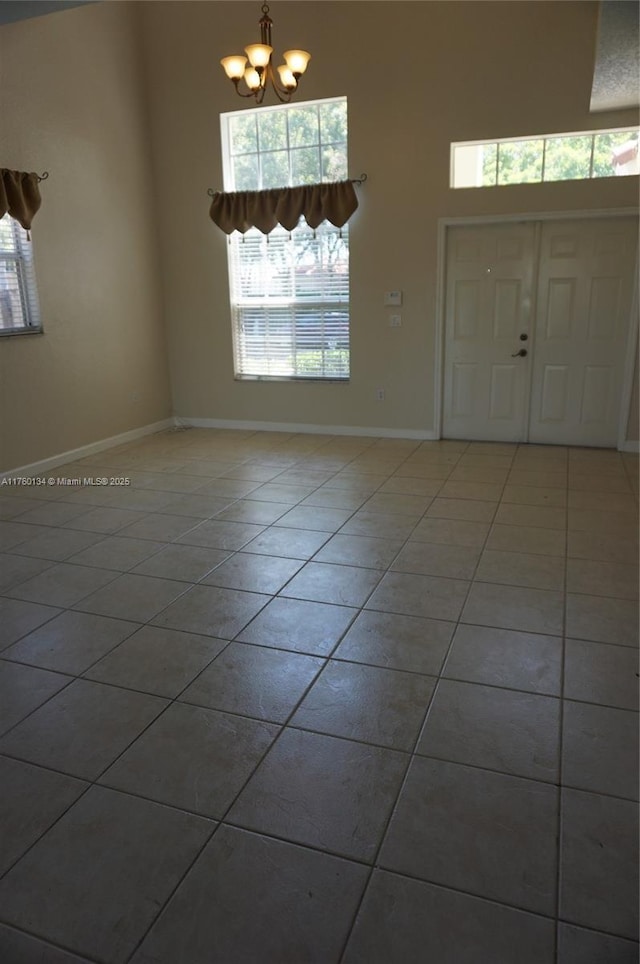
222;97;350;380
0;215;41;334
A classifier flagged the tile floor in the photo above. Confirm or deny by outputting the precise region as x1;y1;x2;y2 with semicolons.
0;428;638;964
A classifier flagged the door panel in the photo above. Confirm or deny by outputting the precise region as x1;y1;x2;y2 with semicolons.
443;223;535;441
442;217;637;447
528;218;637;446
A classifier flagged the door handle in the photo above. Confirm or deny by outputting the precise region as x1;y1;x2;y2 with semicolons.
511;348;528;357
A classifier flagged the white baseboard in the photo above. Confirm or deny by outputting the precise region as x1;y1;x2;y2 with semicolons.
1;418;176;480
620;440;639;454
176;416;437;441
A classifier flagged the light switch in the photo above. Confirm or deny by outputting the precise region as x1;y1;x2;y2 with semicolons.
389;315;402;327
384;290;403;306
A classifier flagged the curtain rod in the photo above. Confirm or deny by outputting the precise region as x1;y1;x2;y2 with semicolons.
207;173;367;198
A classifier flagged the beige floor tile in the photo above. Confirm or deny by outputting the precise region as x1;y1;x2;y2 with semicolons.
360;492;431;517
334;610;453;675
237;596;357;656
242;526;331;559
393;463;454;481
291;660;435;750
151;584;270;639
380;757;558;914
508;470;567;488
300;489;369;510
201;552;302;594
565;594;639;647
438;480;503;502
176;518;267;550
494;503;566;530
214;499;293;525
228;728;406;861
562;701;639;800
475;549;565;591
568;474;632;494
567;529;638;565
560;789;639;940
392;541;480;580
132;826;368;964
280;561;382;607
7;563;118;608
417;679;560;782
462;582;564;635
457;453;514;469
313;533;403;569
487;524;566;556
86;626;226;699
449;466;509;485
567;489;638;512
426;497;497;522
410;517;490;548
501;484;567;507
100;703;278;818
0;787;212;964
275;505;353;532
568;508;638;535
343;871;555;964
564;639;639;710
566;558;639;599
340;511;417;540
378;476;443;497
443;624;561;695
366;571;469;622
131;543;229;582
557;923;639;964
179;642;323;722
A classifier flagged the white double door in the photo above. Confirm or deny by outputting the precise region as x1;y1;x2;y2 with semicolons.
442;217;638;446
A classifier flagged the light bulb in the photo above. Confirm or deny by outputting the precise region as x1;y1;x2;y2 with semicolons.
245;43;273;68
244;67;262;90
283;49;311;75
277;64;296;90
221;55;248;80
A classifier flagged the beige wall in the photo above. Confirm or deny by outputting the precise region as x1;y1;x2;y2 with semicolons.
140;0;638;437
1;0;637;466
0;2;172;471
627;356;639;443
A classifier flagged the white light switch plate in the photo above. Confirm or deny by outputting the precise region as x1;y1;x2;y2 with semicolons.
384;290;402;306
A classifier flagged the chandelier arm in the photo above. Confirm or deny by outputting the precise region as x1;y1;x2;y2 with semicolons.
263;63;295;103
231;79;265;99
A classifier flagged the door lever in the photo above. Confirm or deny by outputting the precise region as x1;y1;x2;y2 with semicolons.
511;348;528;357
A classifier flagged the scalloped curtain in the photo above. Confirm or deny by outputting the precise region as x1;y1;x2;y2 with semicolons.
209;179;358;235
0;169;42;231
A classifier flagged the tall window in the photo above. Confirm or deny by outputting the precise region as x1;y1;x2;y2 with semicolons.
0;215;41;335
451;127;640;189
221;97;349;380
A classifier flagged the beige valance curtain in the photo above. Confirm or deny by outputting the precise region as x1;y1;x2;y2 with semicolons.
0;169;42;231
209;179;358;235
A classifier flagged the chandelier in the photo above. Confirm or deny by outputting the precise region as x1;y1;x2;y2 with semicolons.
220;3;311;104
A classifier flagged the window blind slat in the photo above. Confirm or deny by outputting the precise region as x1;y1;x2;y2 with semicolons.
229;222;349;379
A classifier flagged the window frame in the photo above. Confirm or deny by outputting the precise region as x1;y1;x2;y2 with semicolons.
0;215;42;337
220;96;350;382
450;126;640;189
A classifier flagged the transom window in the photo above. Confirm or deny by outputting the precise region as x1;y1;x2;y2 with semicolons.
221;97;350;380
0;215;41;335
451;127;640;189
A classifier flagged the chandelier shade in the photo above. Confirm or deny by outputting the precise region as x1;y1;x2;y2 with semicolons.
220;3;310;104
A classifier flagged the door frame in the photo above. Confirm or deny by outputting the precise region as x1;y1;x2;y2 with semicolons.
434;208;640;450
